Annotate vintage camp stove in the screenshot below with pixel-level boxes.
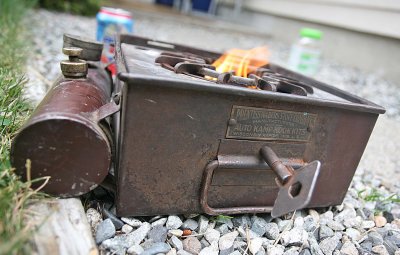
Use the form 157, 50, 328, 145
11, 34, 385, 218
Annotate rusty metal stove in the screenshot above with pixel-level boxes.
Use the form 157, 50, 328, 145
11, 34, 385, 218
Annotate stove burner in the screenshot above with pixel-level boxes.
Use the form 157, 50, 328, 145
155, 52, 313, 96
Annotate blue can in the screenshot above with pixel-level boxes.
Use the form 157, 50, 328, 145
96, 7, 133, 73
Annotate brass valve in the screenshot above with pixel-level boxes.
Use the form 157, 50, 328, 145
60, 47, 88, 79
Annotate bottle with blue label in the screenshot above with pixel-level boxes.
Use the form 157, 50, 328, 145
288, 28, 323, 76
96, 7, 133, 73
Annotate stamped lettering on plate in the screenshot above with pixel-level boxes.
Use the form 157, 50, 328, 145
226, 106, 316, 141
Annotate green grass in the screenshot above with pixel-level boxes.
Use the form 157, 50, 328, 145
0, 0, 49, 254
358, 188, 400, 215
38, 0, 102, 16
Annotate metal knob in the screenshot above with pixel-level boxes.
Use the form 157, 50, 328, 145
60, 47, 88, 79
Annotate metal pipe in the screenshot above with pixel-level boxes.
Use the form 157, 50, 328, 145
260, 146, 294, 185
11, 64, 115, 197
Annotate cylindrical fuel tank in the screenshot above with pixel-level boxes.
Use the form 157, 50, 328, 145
11, 64, 115, 196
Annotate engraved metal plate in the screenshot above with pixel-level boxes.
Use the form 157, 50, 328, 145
226, 106, 316, 142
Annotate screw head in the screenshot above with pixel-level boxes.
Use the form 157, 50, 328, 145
63, 47, 83, 57
228, 118, 237, 126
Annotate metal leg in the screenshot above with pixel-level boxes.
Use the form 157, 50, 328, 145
208, 0, 218, 15
234, 0, 242, 17
181, 0, 191, 13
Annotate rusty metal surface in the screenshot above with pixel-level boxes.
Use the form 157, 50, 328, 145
63, 34, 103, 62
113, 35, 385, 217
271, 160, 320, 217
11, 64, 114, 197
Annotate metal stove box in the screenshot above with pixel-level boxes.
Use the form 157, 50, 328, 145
113, 35, 385, 217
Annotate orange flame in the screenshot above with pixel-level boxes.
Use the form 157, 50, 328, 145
212, 46, 269, 77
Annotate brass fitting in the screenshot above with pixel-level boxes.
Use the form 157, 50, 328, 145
60, 47, 88, 79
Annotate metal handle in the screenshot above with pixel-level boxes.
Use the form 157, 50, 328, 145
200, 146, 321, 217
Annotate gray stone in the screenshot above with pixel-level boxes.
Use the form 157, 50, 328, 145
265, 222, 280, 240
103, 208, 125, 230
122, 224, 134, 234
256, 246, 266, 255
177, 250, 194, 255
182, 219, 199, 231
386, 232, 400, 247
95, 218, 116, 244
219, 231, 238, 251
343, 216, 362, 228
170, 235, 183, 250
319, 211, 334, 225
169, 229, 184, 237
234, 240, 247, 249
319, 236, 340, 255
232, 215, 252, 228
293, 217, 304, 228
368, 231, 384, 245
199, 246, 218, 255
360, 241, 373, 253
220, 245, 234, 255
251, 216, 268, 236
334, 207, 357, 223
140, 239, 155, 250
277, 220, 293, 232
198, 216, 209, 234
167, 248, 177, 255
141, 242, 171, 255
280, 227, 307, 247
308, 209, 320, 223
372, 245, 390, 255
308, 234, 324, 255
200, 238, 210, 248
283, 248, 300, 255
229, 251, 242, 255
165, 248, 177, 255
238, 226, 259, 239
216, 224, 230, 235
345, 228, 361, 241
265, 244, 284, 255
319, 225, 334, 240
383, 239, 397, 255
205, 228, 220, 244
101, 235, 129, 254
299, 249, 311, 255
126, 222, 152, 247
167, 215, 183, 230
148, 225, 168, 242
303, 215, 317, 232
249, 237, 263, 254
127, 244, 145, 255
340, 241, 358, 255
122, 217, 143, 228
327, 220, 345, 231
151, 217, 167, 227
183, 236, 202, 254
361, 220, 375, 229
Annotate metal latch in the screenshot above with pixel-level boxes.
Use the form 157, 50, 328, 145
200, 146, 321, 218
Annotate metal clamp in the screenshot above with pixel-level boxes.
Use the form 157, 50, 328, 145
200, 146, 321, 218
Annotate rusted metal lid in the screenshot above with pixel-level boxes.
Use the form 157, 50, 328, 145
63, 34, 103, 61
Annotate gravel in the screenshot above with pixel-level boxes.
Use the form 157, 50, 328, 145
95, 218, 115, 244
26, 8, 400, 255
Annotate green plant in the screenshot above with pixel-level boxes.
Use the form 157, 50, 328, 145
0, 0, 48, 254
38, 0, 102, 16
358, 188, 400, 215
210, 215, 234, 223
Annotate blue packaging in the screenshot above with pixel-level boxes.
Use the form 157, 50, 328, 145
96, 7, 133, 69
